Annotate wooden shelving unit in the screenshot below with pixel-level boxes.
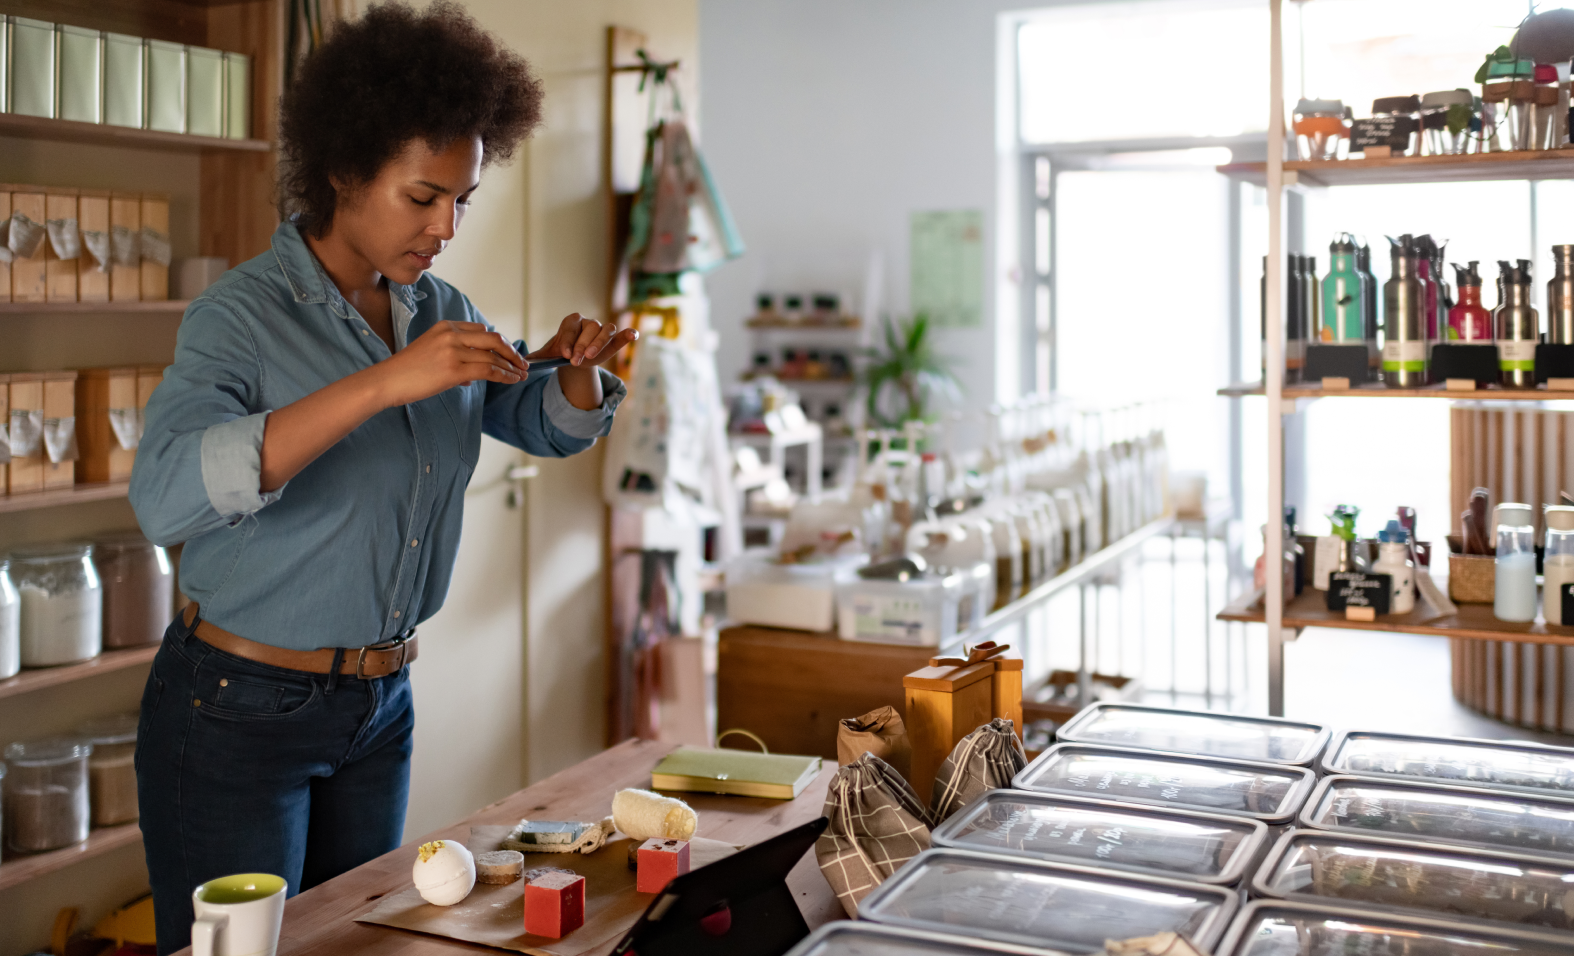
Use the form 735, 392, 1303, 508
0, 823, 144, 893
1218, 380, 1574, 400
0, 645, 160, 702
0, 300, 191, 315
0, 112, 268, 154
1219, 149, 1574, 187
1219, 587, 1574, 648
0, 481, 131, 514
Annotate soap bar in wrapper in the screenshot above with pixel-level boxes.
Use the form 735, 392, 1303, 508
9, 212, 46, 259
47, 218, 81, 260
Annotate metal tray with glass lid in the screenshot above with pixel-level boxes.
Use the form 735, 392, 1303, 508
1300, 775, 1574, 861
1322, 730, 1574, 799
1053, 704, 1329, 767
857, 847, 1239, 953
1215, 899, 1574, 956
1252, 829, 1574, 934
783, 922, 1075, 956
1013, 743, 1317, 825
930, 789, 1269, 884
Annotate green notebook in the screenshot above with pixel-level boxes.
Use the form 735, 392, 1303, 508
651, 747, 823, 800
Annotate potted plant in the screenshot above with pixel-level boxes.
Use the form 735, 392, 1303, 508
859, 313, 962, 428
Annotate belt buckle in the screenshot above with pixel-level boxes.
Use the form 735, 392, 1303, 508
356, 632, 412, 679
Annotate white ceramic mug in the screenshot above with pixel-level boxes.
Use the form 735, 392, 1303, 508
191, 872, 286, 956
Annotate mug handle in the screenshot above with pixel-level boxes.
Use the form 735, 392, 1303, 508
192, 914, 228, 956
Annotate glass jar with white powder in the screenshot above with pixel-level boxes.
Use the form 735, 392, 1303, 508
12, 544, 102, 667
0, 558, 19, 679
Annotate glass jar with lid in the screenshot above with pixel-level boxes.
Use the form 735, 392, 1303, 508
93, 533, 173, 649
1420, 89, 1474, 155
4, 737, 92, 852
0, 557, 18, 679
79, 712, 140, 826
1292, 98, 1347, 161
1544, 506, 1574, 625
12, 544, 102, 667
1494, 503, 1536, 623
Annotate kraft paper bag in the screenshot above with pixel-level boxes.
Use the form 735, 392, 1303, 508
836, 705, 911, 780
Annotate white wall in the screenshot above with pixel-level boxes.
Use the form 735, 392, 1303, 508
698, 0, 1032, 423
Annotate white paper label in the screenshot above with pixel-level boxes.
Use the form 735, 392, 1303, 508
140, 227, 172, 267
1498, 339, 1537, 362
81, 230, 111, 272
8, 212, 46, 259
108, 407, 141, 451
839, 592, 938, 645
42, 417, 78, 464
8, 410, 42, 459
0, 423, 10, 463
110, 225, 140, 267
46, 218, 81, 260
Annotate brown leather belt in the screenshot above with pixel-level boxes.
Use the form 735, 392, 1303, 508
185, 603, 418, 678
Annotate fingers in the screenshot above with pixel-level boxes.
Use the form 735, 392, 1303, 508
557, 313, 585, 360
583, 322, 616, 361
451, 329, 527, 372
588, 328, 640, 365
572, 318, 608, 365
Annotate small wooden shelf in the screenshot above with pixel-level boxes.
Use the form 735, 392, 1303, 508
0, 823, 143, 893
1218, 585, 1574, 647
1217, 380, 1574, 400
0, 644, 159, 702
0, 112, 270, 154
0, 300, 190, 314
1218, 149, 1574, 187
0, 481, 131, 514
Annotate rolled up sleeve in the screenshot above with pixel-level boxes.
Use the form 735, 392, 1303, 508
130, 299, 279, 545
541, 368, 626, 439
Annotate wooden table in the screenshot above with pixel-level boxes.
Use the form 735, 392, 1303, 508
174, 739, 842, 955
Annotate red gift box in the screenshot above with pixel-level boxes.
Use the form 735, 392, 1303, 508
636, 837, 691, 894
524, 871, 585, 938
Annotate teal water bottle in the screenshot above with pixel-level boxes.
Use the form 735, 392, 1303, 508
1321, 234, 1365, 344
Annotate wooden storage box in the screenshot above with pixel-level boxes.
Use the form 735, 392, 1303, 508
77, 188, 111, 302
903, 660, 996, 804
717, 625, 934, 762
140, 193, 170, 301
7, 373, 45, 494
42, 371, 79, 490
76, 368, 140, 483
45, 187, 79, 303
110, 192, 141, 302
10, 185, 47, 303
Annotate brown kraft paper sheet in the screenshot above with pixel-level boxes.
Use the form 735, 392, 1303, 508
355, 825, 741, 955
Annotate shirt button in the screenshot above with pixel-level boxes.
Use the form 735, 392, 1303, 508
393, 611, 401, 618
426, 465, 431, 473
411, 539, 419, 547
362, 328, 370, 335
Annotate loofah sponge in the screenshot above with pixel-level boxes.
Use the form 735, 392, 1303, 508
612, 788, 698, 842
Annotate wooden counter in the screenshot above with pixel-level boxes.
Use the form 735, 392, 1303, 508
174, 738, 841, 955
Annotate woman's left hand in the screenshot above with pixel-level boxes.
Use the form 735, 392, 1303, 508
527, 313, 638, 370
528, 313, 638, 410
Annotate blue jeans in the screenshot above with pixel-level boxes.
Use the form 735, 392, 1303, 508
136, 609, 414, 955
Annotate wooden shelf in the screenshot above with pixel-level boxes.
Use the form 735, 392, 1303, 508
0, 112, 270, 154
0, 644, 159, 702
1217, 381, 1574, 400
0, 823, 143, 893
0, 482, 131, 514
0, 299, 190, 314
1218, 149, 1574, 187
1218, 585, 1574, 647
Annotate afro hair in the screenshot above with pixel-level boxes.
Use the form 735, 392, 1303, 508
276, 0, 544, 236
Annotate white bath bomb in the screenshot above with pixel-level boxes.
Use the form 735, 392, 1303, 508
412, 840, 476, 906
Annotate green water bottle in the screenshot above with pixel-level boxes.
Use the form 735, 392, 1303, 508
1321, 234, 1365, 344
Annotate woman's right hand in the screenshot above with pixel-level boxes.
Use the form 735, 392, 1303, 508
373, 321, 528, 407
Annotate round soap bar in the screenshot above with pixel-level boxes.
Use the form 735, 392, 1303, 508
476, 849, 525, 884
412, 840, 476, 905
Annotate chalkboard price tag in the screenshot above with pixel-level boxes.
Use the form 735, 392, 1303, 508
1326, 571, 1392, 613
1562, 583, 1574, 626
1350, 116, 1416, 151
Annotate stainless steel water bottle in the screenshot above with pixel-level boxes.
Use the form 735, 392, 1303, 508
1549, 245, 1574, 345
1497, 259, 1539, 387
1383, 235, 1427, 386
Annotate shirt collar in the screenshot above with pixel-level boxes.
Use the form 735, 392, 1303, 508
270, 219, 425, 321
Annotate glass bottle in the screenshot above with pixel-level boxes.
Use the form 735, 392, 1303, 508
1509, 58, 1538, 150
1535, 64, 1562, 149
1480, 48, 1516, 151
1543, 505, 1574, 625
1372, 520, 1415, 615
1494, 503, 1537, 622
1449, 262, 1493, 341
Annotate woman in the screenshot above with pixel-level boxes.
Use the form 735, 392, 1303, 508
128, 4, 633, 949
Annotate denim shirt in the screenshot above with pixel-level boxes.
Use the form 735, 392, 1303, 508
130, 221, 624, 650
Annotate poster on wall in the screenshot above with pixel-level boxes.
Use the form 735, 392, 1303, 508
910, 209, 983, 328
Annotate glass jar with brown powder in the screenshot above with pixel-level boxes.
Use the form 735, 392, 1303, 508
79, 712, 140, 827
3, 737, 91, 853
93, 533, 173, 649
